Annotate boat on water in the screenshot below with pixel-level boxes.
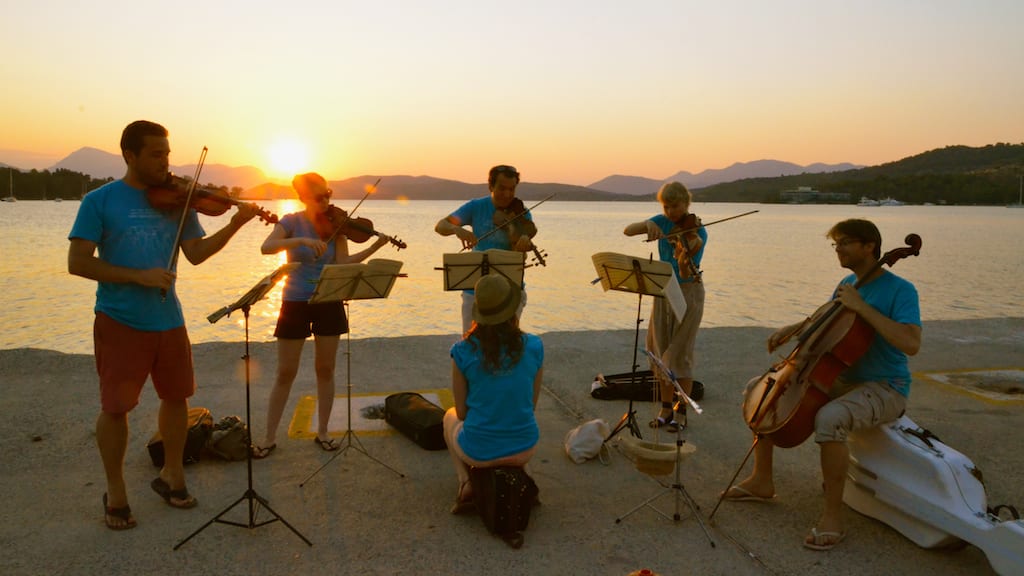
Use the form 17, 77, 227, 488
857, 196, 880, 206
1010, 175, 1024, 208
3, 168, 15, 202
878, 197, 904, 206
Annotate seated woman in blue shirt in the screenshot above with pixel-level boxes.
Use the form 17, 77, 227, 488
442, 274, 544, 514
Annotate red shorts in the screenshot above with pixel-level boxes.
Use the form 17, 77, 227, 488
93, 312, 196, 414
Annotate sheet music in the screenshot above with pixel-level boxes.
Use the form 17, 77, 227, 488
662, 278, 687, 322
310, 258, 404, 303
590, 252, 674, 296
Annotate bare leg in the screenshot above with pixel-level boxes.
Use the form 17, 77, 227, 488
263, 338, 305, 446
443, 408, 471, 492
158, 398, 192, 505
807, 441, 849, 545
727, 434, 777, 499
97, 411, 131, 526
312, 334, 340, 441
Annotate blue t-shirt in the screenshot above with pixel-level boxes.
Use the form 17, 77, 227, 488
835, 271, 921, 397
449, 197, 534, 294
276, 212, 338, 302
452, 333, 543, 461
650, 214, 708, 283
68, 179, 205, 331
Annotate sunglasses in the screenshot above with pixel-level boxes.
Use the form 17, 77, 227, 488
312, 189, 333, 202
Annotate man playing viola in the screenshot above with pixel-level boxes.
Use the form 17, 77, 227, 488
68, 120, 260, 530
724, 218, 921, 551
434, 164, 537, 334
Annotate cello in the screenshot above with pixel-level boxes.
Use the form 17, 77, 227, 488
742, 233, 922, 448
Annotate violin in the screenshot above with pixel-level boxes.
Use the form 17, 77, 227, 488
493, 198, 547, 267
316, 204, 406, 250
741, 234, 922, 448
147, 174, 279, 225
669, 212, 703, 280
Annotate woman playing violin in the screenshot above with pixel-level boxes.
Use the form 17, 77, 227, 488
252, 172, 390, 458
724, 219, 921, 552
618, 181, 708, 428
623, 181, 707, 431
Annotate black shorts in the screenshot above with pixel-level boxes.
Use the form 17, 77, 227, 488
274, 300, 348, 339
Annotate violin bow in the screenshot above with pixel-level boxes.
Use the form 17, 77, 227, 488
346, 177, 381, 219
647, 209, 759, 242
162, 146, 207, 300
460, 193, 556, 252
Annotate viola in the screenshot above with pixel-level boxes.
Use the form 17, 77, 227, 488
670, 212, 703, 280
742, 234, 922, 448
147, 174, 279, 225
493, 198, 547, 267
316, 204, 406, 250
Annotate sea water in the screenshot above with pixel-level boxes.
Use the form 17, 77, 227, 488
1, 199, 1021, 354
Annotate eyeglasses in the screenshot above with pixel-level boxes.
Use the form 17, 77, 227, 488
831, 238, 861, 249
313, 190, 332, 202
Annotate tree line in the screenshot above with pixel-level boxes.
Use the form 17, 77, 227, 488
1, 167, 242, 201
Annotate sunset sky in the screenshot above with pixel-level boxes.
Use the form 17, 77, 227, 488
3, 0, 1022, 186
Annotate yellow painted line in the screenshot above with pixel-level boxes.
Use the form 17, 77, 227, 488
288, 388, 454, 439
915, 367, 1024, 405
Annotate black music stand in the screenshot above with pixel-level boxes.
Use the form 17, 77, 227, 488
175, 262, 312, 549
299, 259, 405, 486
440, 248, 525, 291
591, 252, 680, 443
614, 350, 715, 548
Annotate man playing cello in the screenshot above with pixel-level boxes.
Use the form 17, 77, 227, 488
724, 218, 921, 551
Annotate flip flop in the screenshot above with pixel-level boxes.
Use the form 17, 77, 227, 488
803, 527, 847, 551
721, 485, 776, 502
314, 437, 339, 451
251, 443, 276, 459
648, 415, 679, 431
103, 493, 137, 530
150, 477, 198, 509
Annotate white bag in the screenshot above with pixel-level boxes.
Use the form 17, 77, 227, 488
564, 419, 611, 464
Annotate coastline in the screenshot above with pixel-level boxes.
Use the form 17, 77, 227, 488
2, 319, 1022, 575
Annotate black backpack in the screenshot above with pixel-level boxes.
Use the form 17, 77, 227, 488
469, 466, 539, 549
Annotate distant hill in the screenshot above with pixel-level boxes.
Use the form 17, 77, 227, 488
50, 147, 268, 189
693, 143, 1024, 205
589, 160, 861, 195
241, 175, 637, 202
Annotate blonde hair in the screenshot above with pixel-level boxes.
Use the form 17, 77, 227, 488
657, 181, 691, 207
292, 172, 326, 198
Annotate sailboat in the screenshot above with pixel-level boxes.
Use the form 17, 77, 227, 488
2, 168, 15, 202
1009, 175, 1023, 208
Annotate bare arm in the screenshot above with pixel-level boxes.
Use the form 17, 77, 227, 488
180, 205, 259, 265
452, 360, 469, 421
436, 215, 476, 249
261, 222, 328, 257
624, 220, 661, 240
67, 238, 173, 290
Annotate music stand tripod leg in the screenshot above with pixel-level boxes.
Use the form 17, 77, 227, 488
175, 304, 311, 549
300, 301, 404, 487
604, 292, 647, 444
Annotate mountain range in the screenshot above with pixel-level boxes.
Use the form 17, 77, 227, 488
11, 147, 860, 199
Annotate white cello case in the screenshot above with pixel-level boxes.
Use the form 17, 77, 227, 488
844, 415, 1024, 575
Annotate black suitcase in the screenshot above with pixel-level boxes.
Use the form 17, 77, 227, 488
384, 392, 447, 450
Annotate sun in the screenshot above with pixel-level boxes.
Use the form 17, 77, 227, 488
266, 139, 310, 178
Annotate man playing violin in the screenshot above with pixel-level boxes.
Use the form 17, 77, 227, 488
724, 218, 921, 551
434, 164, 537, 334
253, 172, 391, 458
67, 120, 261, 530
623, 181, 707, 431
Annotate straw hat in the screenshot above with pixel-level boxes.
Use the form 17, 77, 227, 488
472, 274, 521, 326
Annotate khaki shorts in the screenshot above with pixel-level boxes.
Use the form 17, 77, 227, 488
814, 379, 907, 443
94, 312, 195, 414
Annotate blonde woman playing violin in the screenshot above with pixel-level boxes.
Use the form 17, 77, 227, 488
252, 172, 389, 458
